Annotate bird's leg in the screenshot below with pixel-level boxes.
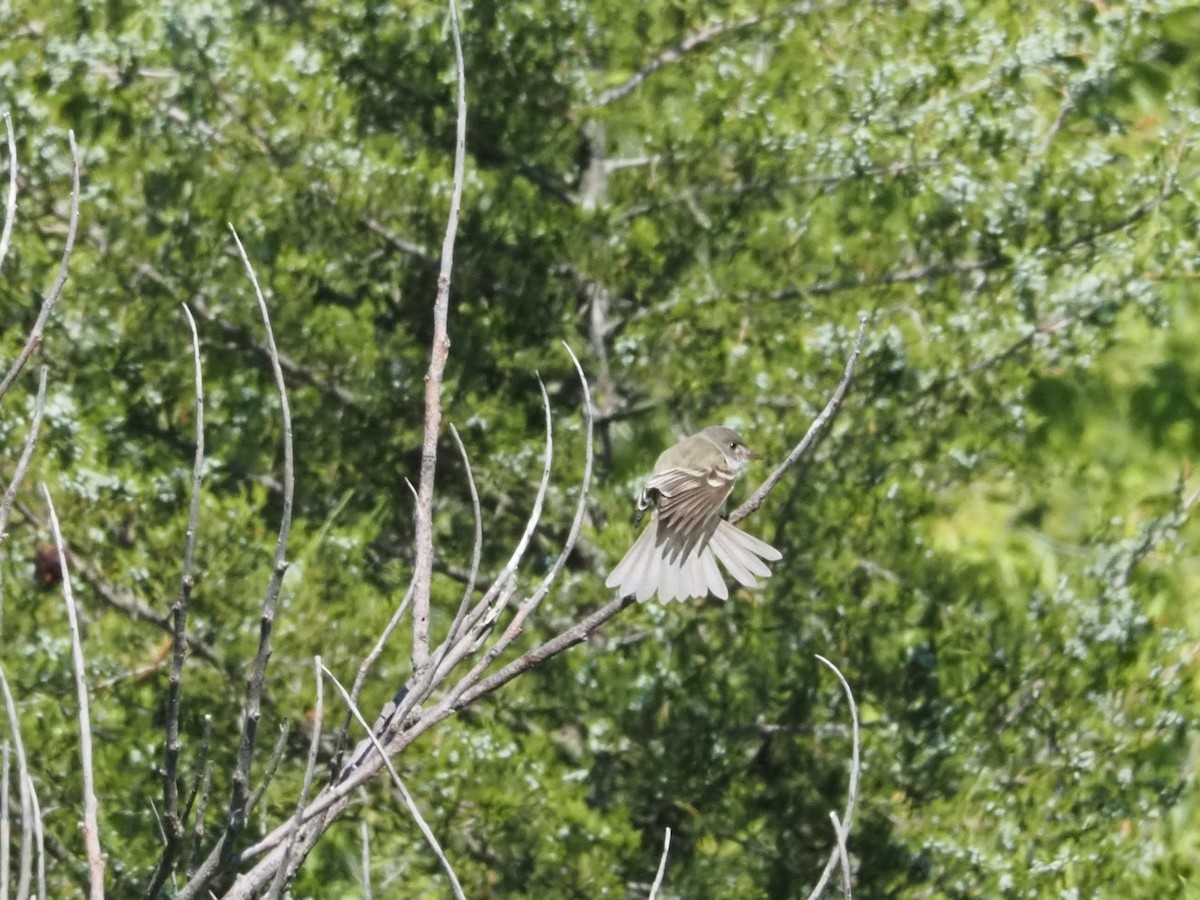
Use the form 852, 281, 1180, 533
634, 487, 659, 528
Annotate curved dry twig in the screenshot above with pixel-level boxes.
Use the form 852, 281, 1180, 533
0, 131, 79, 404
805, 655, 860, 900
733, 313, 868, 524
41, 484, 105, 899
411, 0, 469, 680
1, 742, 10, 898
27, 775, 43, 900
427, 376, 555, 703
0, 664, 34, 900
359, 819, 372, 900
222, 225, 297, 863
266, 657, 324, 900
648, 827, 671, 900
321, 665, 467, 900
0, 365, 48, 548
181, 715, 213, 881
331, 580, 416, 773
145, 305, 206, 900
433, 423, 484, 664
829, 811, 851, 900
0, 364, 48, 631
247, 723, 293, 817
0, 111, 18, 276
442, 343, 594, 702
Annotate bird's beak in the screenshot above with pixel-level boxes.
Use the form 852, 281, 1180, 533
747, 448, 764, 461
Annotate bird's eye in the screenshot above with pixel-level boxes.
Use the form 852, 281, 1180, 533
729, 442, 737, 450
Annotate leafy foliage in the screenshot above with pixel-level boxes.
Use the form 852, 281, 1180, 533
0, 0, 1198, 896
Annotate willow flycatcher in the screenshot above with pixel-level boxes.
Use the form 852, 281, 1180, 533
606, 425, 781, 602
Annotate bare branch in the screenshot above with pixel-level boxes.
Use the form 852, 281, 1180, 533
828, 812, 851, 900
223, 225, 296, 863
181, 714, 213, 880
0, 131, 79, 404
28, 775, 43, 900
321, 665, 467, 900
426, 378, 555, 699
648, 827, 671, 900
332, 581, 415, 774
145, 305, 206, 899
733, 314, 867, 524
1, 741, 10, 898
359, 820, 372, 900
434, 424, 484, 663
266, 657, 324, 900
0, 111, 17, 275
805, 655, 860, 900
41, 484, 104, 899
0, 365, 48, 547
0, 365, 48, 630
0, 665, 33, 900
188, 760, 214, 882
443, 343, 594, 701
411, 0, 469, 681
247, 722, 292, 816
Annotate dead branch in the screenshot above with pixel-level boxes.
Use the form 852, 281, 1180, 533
144, 304, 206, 899
220, 225, 297, 866
411, 0, 469, 682
0, 131, 79, 404
41, 484, 104, 899
0, 111, 17, 275
805, 655, 861, 900
266, 657, 324, 900
321, 665, 467, 900
0, 666, 34, 900
735, 314, 868, 522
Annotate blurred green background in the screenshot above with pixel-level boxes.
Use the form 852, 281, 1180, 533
1, 0, 1199, 896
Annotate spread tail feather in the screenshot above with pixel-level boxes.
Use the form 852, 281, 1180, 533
607, 517, 780, 603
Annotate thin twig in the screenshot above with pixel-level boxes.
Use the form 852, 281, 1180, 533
0, 365, 48, 631
734, 314, 868, 524
648, 827, 671, 900
188, 760, 214, 881
0, 131, 79, 404
1, 741, 10, 899
0, 111, 17, 275
41, 484, 104, 899
444, 343, 595, 701
181, 715, 213, 880
266, 657, 324, 900
829, 812, 851, 900
360, 820, 372, 900
332, 580, 415, 773
247, 722, 293, 816
0, 665, 33, 900
321, 665, 467, 900
805, 656, 860, 900
411, 0, 469, 681
222, 225, 296, 863
429, 378, 555, 699
145, 305, 206, 900
28, 775, 43, 900
433, 424, 484, 664
0, 366, 48, 545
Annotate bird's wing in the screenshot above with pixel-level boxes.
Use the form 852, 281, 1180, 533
643, 465, 735, 562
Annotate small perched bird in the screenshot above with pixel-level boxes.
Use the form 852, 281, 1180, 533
606, 425, 782, 602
